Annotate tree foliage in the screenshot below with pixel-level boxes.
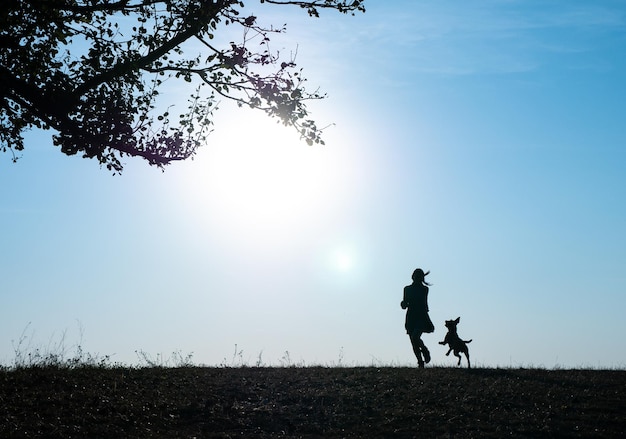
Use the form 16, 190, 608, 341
0, 0, 365, 172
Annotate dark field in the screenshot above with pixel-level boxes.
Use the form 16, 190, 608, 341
1, 366, 624, 438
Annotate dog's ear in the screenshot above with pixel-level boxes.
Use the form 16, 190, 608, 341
455, 317, 460, 323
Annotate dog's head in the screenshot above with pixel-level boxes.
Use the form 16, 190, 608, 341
444, 317, 461, 331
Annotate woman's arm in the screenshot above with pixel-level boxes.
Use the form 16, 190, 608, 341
401, 286, 410, 309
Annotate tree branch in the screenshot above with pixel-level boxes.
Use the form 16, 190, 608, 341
73, 1, 225, 97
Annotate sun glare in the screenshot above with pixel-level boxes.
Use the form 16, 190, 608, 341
332, 249, 354, 272
179, 109, 353, 247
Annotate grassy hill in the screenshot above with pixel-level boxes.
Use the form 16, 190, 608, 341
1, 365, 624, 438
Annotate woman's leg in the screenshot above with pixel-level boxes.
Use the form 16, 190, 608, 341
409, 332, 425, 367
421, 340, 431, 364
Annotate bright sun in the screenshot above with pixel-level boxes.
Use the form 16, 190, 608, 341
179, 109, 351, 246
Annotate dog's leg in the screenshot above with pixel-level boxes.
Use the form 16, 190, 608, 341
454, 350, 462, 366
445, 347, 452, 356
464, 351, 471, 368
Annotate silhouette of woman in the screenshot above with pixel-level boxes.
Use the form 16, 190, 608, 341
401, 268, 435, 367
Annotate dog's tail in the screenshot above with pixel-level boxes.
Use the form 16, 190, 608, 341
464, 339, 473, 344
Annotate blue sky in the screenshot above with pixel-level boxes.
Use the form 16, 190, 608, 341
1, 0, 625, 368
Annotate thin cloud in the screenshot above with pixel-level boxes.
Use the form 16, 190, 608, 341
345, 1, 625, 77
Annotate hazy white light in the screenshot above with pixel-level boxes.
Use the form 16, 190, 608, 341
175, 108, 354, 246
332, 248, 354, 272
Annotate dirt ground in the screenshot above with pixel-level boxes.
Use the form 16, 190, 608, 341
1, 366, 624, 438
